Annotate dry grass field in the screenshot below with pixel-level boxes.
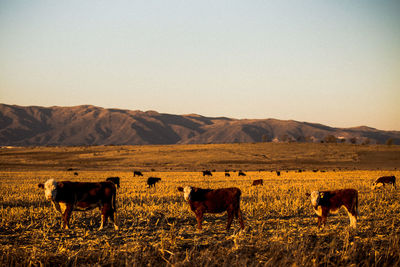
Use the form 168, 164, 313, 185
1, 143, 400, 266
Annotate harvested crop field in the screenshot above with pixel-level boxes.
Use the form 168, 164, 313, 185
1, 144, 400, 266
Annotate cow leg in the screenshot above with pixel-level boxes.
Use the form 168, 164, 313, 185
317, 216, 323, 229
111, 211, 119, 230
237, 209, 245, 229
62, 204, 73, 229
108, 206, 118, 230
195, 209, 204, 230
344, 206, 357, 229
99, 204, 111, 230
233, 204, 245, 230
226, 208, 234, 230
348, 212, 357, 229
319, 208, 330, 229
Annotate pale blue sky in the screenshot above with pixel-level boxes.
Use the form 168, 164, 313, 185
1, 1, 399, 130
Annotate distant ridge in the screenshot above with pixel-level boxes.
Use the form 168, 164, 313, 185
0, 104, 399, 146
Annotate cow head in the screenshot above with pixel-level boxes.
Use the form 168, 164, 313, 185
38, 179, 59, 201
310, 191, 321, 208
371, 182, 383, 190
177, 186, 193, 201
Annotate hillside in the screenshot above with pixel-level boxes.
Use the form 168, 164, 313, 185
0, 104, 399, 146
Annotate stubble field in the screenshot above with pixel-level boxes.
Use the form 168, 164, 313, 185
0, 144, 399, 266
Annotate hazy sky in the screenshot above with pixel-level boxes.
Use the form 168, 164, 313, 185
1, 1, 399, 130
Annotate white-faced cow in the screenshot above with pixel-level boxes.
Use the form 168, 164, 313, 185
371, 176, 396, 189
38, 179, 118, 230
177, 186, 245, 230
306, 189, 358, 229
252, 179, 263, 186
106, 177, 120, 188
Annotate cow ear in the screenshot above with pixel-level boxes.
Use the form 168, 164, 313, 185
177, 187, 183, 192
58, 182, 64, 188
38, 183, 44, 189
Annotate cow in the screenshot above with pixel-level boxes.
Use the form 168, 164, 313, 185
371, 176, 396, 189
38, 179, 118, 230
74, 172, 79, 176
106, 177, 120, 188
225, 172, 230, 177
238, 170, 246, 176
177, 186, 245, 230
147, 177, 161, 188
133, 171, 143, 177
202, 170, 212, 177
306, 189, 358, 229
252, 179, 263, 186
276, 171, 280, 176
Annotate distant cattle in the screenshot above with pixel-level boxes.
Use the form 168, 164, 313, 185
276, 171, 280, 176
371, 176, 396, 189
38, 179, 118, 230
306, 189, 358, 229
106, 177, 120, 188
147, 177, 161, 188
252, 179, 263, 186
74, 172, 79, 176
133, 171, 143, 177
238, 170, 246, 176
177, 186, 244, 230
225, 172, 230, 177
202, 170, 212, 177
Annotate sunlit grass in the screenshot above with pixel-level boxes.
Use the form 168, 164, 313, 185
1, 169, 399, 266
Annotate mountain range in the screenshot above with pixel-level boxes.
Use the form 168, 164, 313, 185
1, 104, 399, 146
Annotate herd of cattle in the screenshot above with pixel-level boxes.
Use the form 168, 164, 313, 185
37, 171, 396, 232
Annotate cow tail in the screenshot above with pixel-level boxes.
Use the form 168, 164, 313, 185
112, 186, 117, 211
355, 191, 359, 217
236, 189, 242, 218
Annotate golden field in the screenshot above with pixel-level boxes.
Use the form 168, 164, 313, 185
0, 143, 399, 266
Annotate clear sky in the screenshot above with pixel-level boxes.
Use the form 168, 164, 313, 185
1, 1, 399, 130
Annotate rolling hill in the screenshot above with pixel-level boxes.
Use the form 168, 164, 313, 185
0, 104, 399, 146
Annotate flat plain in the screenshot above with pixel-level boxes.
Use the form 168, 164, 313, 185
1, 143, 399, 266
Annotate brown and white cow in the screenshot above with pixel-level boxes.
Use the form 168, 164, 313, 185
306, 189, 358, 229
38, 179, 118, 230
177, 186, 245, 230
371, 176, 396, 189
252, 179, 263, 186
